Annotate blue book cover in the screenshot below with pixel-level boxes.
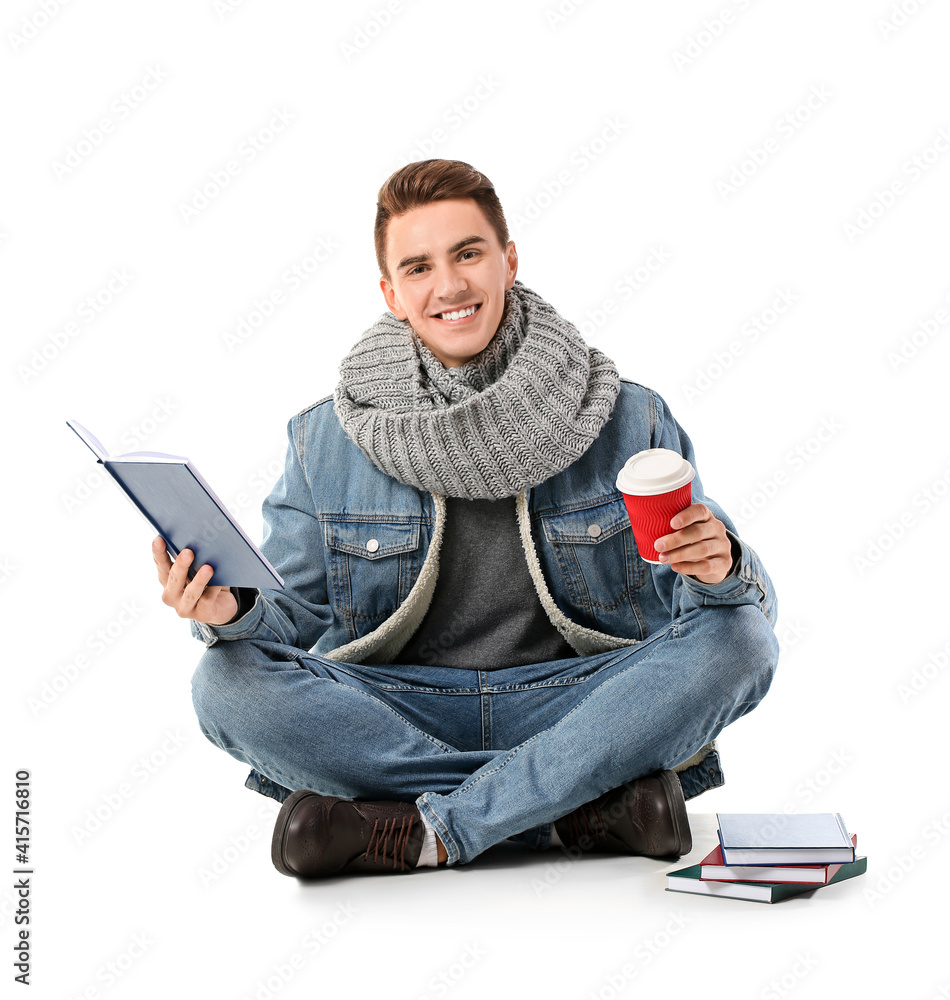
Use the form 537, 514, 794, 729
716, 812, 855, 865
67, 419, 284, 591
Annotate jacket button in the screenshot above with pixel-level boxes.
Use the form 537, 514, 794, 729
587, 524, 602, 538
365, 538, 380, 553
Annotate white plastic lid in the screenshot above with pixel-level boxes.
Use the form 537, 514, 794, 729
615, 448, 695, 496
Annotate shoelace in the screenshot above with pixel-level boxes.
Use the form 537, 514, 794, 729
560, 784, 648, 849
363, 814, 417, 871
561, 800, 609, 845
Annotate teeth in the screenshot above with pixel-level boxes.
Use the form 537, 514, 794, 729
439, 305, 477, 320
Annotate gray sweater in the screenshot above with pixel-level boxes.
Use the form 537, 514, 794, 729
227, 496, 576, 670
394, 496, 575, 669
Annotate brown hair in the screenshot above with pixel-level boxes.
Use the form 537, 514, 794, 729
374, 159, 510, 282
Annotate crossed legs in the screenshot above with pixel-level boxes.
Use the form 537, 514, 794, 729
191, 604, 778, 865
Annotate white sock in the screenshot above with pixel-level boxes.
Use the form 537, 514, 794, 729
549, 822, 565, 848
415, 813, 440, 867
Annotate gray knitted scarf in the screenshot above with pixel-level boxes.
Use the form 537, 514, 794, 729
333, 280, 621, 500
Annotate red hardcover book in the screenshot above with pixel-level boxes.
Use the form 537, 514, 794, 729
700, 834, 858, 884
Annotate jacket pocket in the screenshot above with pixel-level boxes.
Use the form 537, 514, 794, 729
323, 517, 422, 626
539, 495, 641, 615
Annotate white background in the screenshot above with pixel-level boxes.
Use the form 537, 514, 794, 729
4, 1, 949, 997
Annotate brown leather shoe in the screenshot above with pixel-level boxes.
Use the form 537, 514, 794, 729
553, 770, 691, 858
271, 790, 427, 877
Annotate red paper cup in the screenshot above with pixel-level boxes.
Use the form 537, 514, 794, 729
616, 449, 695, 563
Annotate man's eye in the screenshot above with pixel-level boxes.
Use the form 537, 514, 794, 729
460, 251, 479, 260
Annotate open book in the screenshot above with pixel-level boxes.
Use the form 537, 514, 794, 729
67, 419, 284, 590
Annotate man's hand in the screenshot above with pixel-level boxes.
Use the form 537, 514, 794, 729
152, 536, 239, 626
653, 503, 734, 585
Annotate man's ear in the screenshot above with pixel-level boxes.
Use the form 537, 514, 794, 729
505, 242, 519, 289
379, 276, 408, 320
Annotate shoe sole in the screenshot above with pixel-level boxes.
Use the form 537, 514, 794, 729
271, 788, 322, 877
655, 769, 692, 857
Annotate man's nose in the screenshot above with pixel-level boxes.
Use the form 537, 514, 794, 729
434, 265, 468, 300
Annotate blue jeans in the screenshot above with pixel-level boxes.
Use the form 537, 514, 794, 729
191, 604, 778, 865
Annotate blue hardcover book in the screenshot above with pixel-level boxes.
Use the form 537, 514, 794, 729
716, 812, 855, 865
67, 419, 284, 591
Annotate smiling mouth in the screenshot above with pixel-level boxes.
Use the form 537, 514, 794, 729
434, 303, 482, 321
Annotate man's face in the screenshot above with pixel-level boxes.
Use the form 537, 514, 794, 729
379, 198, 518, 368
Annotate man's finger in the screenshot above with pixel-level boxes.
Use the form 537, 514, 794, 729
655, 525, 705, 554
165, 546, 195, 595
669, 503, 710, 531
667, 557, 730, 583
177, 562, 215, 615
658, 537, 722, 565
657, 506, 722, 552
152, 536, 173, 584
194, 584, 226, 618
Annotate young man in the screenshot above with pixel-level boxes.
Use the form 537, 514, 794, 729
154, 159, 779, 876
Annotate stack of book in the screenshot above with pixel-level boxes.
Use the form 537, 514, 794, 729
666, 812, 867, 903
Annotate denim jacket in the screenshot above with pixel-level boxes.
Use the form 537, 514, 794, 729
191, 379, 778, 798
